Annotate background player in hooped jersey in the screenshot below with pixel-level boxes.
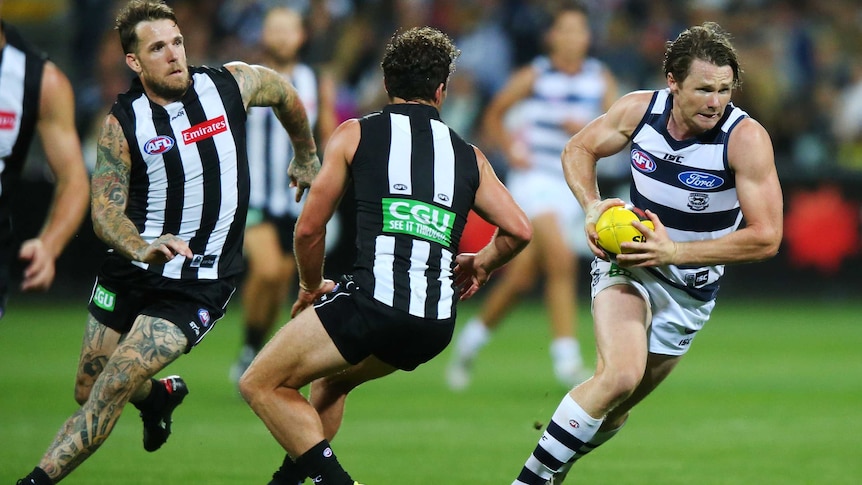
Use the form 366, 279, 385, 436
230, 4, 338, 385
448, 0, 618, 390
17, 1, 319, 484
240, 26, 532, 485
0, 8, 89, 316
512, 22, 783, 484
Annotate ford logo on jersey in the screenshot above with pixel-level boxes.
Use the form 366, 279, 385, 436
631, 149, 656, 173
678, 171, 724, 190
143, 135, 175, 154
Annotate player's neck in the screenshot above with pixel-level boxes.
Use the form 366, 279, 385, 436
551, 53, 585, 74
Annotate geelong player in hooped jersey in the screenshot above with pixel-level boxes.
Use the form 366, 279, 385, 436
241, 27, 532, 485
513, 22, 783, 485
18, 2, 319, 484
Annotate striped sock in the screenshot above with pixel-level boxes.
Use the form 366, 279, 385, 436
555, 423, 625, 482
512, 395, 602, 485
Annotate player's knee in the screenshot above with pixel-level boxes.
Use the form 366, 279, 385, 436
595, 367, 641, 404
237, 370, 261, 405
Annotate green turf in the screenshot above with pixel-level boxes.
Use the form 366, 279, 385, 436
1, 296, 860, 484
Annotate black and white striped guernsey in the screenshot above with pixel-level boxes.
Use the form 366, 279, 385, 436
352, 103, 480, 320
110, 65, 249, 280
246, 63, 318, 218
0, 22, 46, 242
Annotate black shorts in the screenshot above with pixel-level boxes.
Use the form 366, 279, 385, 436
87, 255, 237, 353
314, 276, 455, 371
247, 208, 298, 253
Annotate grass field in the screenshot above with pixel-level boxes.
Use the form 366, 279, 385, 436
1, 295, 860, 484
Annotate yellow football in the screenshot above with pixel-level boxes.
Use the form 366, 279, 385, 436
595, 205, 654, 255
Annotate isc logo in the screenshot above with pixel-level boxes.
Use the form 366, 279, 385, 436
144, 135, 175, 155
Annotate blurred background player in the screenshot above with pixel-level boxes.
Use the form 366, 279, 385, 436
230, 5, 337, 384
0, 6, 89, 316
447, 0, 617, 390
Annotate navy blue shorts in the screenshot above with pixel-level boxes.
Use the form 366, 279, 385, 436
314, 276, 455, 371
87, 255, 237, 353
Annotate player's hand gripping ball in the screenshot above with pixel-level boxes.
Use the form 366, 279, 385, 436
595, 205, 655, 255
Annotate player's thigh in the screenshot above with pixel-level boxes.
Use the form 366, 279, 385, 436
592, 283, 651, 373
99, 315, 188, 396
311, 356, 397, 401
74, 313, 123, 403
245, 305, 350, 390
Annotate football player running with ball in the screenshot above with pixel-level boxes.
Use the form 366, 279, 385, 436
513, 22, 783, 484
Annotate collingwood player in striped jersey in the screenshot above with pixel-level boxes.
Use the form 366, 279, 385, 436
514, 22, 783, 484
241, 27, 531, 485
0, 19, 88, 315
230, 5, 338, 386
18, 2, 318, 484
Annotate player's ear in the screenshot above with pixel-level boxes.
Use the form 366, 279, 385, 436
126, 53, 142, 74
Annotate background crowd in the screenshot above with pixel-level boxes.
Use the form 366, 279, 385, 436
6, 0, 861, 178
5, 0, 862, 294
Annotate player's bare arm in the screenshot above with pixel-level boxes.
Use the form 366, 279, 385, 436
456, 146, 532, 300
19, 62, 90, 291
562, 91, 651, 256
91, 115, 191, 263
290, 119, 357, 316
481, 66, 536, 167
226, 61, 319, 199
663, 118, 782, 266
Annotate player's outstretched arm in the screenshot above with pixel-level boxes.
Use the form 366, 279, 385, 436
457, 146, 531, 299
226, 61, 319, 200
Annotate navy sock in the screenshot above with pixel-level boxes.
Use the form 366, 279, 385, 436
295, 440, 353, 485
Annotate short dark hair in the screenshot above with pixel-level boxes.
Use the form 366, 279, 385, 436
663, 21, 742, 88
381, 27, 460, 102
115, 0, 177, 54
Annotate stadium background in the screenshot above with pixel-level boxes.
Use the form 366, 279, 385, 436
4, 0, 862, 302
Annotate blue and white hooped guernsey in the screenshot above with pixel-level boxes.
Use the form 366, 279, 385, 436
628, 88, 748, 301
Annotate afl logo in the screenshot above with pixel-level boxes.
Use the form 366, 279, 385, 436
393, 183, 408, 191
144, 135, 175, 155
678, 171, 724, 190
631, 150, 656, 173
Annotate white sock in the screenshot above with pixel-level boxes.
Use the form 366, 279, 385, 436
453, 317, 490, 363
550, 337, 583, 368
513, 394, 602, 484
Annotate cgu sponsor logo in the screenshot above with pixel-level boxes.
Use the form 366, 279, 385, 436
382, 197, 455, 246
678, 171, 724, 190
0, 110, 17, 130
93, 284, 116, 312
631, 149, 656, 173
182, 115, 227, 144
143, 135, 175, 154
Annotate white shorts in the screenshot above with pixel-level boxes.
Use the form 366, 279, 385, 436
506, 169, 588, 255
589, 259, 716, 356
